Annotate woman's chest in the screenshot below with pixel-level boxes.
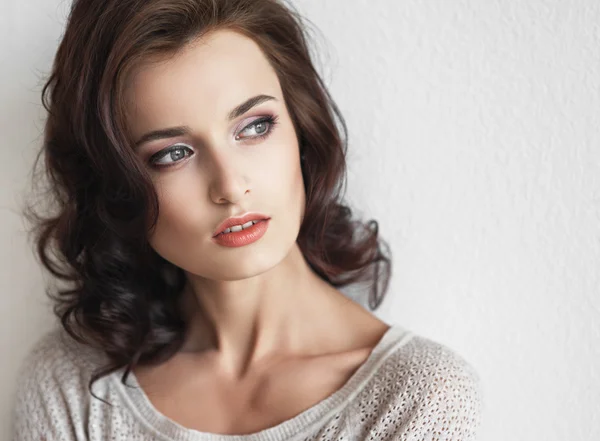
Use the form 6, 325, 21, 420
134, 349, 370, 435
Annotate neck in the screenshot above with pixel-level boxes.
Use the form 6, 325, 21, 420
177, 243, 357, 379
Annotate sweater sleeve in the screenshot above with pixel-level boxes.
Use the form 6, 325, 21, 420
10, 330, 87, 441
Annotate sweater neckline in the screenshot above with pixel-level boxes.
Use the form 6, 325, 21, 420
111, 324, 411, 441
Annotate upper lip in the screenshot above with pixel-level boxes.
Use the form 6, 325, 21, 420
213, 212, 270, 237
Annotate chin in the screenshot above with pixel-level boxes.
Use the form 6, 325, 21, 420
208, 252, 286, 281
200, 240, 292, 281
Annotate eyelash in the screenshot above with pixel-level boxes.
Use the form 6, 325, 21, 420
148, 114, 280, 169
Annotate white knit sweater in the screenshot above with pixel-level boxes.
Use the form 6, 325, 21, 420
11, 324, 482, 440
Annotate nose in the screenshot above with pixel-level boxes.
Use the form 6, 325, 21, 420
207, 151, 250, 205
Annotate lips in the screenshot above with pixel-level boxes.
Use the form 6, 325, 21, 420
213, 212, 270, 237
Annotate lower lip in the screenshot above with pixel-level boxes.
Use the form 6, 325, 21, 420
212, 219, 270, 248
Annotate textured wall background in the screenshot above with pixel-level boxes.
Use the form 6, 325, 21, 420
1, 0, 599, 440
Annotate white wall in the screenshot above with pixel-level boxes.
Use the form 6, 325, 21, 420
2, 1, 599, 440
1, 0, 73, 437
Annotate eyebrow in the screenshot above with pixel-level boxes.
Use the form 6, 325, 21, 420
133, 94, 277, 148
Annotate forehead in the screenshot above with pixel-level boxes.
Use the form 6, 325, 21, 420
125, 29, 282, 135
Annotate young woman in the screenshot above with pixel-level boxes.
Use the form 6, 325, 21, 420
12, 0, 481, 439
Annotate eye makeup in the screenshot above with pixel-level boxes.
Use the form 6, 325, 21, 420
147, 113, 280, 169
235, 114, 279, 141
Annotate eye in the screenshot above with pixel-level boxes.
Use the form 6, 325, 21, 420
235, 115, 279, 141
149, 144, 194, 168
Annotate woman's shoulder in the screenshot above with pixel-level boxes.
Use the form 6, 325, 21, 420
375, 325, 481, 387
389, 328, 481, 387
355, 326, 483, 439
17, 326, 105, 380
12, 326, 108, 412
11, 326, 115, 439
387, 328, 481, 404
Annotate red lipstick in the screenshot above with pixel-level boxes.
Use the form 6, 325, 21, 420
212, 213, 270, 248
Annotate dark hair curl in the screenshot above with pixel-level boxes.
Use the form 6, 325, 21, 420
23, 0, 392, 402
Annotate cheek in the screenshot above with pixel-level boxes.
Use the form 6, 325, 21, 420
148, 173, 207, 243
274, 144, 305, 223
261, 136, 303, 202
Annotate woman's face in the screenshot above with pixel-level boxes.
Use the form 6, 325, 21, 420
125, 29, 306, 281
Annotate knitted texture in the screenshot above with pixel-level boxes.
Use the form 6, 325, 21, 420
11, 325, 482, 440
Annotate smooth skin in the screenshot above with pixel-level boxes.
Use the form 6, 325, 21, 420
124, 29, 389, 435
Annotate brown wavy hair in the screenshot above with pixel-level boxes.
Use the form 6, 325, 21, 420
23, 0, 392, 402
